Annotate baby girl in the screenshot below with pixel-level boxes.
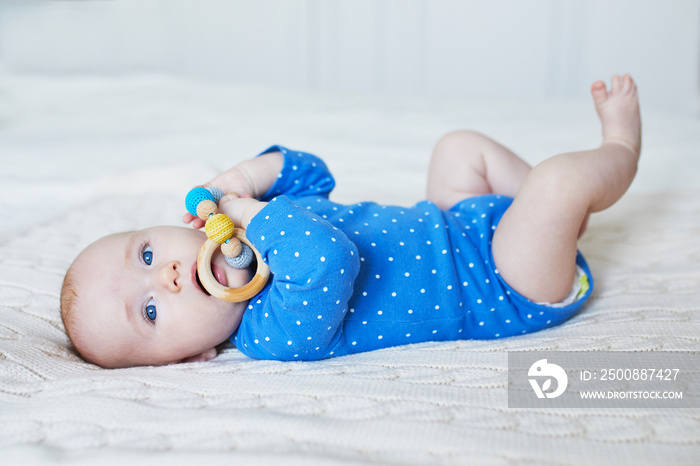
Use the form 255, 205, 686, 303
60, 75, 641, 368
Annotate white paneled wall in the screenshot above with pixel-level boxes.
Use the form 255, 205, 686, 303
1, 0, 698, 115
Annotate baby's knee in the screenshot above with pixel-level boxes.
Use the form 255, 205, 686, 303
519, 157, 593, 218
529, 155, 580, 188
434, 130, 487, 153
431, 131, 494, 167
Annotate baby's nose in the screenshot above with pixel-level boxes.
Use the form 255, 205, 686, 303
159, 261, 182, 292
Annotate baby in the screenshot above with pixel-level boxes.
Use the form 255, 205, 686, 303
61, 75, 641, 368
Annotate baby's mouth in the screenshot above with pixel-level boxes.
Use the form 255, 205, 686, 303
194, 269, 210, 296
191, 262, 228, 296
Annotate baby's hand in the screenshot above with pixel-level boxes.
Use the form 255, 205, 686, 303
217, 194, 267, 231
183, 152, 283, 229
183, 167, 256, 229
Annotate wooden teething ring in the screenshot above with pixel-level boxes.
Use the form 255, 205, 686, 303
197, 228, 270, 302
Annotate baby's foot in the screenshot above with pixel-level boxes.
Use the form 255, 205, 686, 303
591, 74, 641, 156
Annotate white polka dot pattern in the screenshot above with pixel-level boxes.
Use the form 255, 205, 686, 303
232, 146, 593, 361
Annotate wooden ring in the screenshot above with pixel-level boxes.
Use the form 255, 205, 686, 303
197, 228, 270, 302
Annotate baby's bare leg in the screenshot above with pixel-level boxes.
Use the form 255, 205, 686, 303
493, 75, 641, 303
426, 130, 532, 210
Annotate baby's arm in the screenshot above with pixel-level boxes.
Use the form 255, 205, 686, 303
234, 196, 361, 360
183, 151, 283, 228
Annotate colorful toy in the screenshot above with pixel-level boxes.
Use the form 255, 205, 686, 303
186, 187, 270, 302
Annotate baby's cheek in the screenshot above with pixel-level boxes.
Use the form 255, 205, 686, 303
204, 298, 245, 335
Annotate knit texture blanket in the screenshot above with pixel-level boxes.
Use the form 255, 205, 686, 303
1, 75, 698, 465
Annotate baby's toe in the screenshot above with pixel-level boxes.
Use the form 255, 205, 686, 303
591, 81, 608, 106
622, 74, 634, 93
611, 74, 622, 94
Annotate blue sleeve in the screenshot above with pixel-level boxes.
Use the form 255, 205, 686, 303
257, 145, 336, 201
231, 196, 360, 361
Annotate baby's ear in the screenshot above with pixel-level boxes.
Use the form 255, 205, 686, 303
180, 347, 217, 364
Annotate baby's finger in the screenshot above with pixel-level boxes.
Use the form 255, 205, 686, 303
216, 194, 247, 224
221, 192, 242, 200
183, 212, 206, 229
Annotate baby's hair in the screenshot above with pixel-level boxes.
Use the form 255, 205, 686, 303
60, 267, 81, 352
60, 266, 103, 366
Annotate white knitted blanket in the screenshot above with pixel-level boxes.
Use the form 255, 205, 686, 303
1, 75, 698, 465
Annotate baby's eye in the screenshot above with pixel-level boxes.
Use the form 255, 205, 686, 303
142, 245, 153, 265
145, 298, 157, 322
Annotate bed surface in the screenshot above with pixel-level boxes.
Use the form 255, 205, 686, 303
1, 74, 699, 465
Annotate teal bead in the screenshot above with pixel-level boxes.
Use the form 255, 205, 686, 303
185, 187, 214, 216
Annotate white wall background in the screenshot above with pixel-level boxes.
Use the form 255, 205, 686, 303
1, 0, 699, 116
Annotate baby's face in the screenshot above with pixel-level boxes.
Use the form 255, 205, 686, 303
68, 226, 251, 368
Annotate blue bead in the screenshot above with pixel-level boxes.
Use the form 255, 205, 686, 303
224, 244, 254, 269
206, 186, 224, 204
185, 187, 214, 216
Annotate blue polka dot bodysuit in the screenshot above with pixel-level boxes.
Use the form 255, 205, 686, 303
231, 146, 593, 360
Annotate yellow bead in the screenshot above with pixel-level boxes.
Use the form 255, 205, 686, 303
221, 238, 243, 258
204, 214, 234, 243
196, 200, 218, 220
